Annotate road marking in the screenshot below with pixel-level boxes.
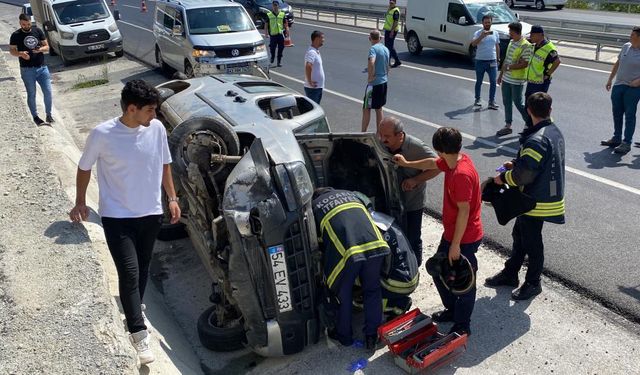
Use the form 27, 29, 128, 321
296, 20, 611, 74
270, 70, 640, 197
120, 4, 140, 9
117, 20, 153, 33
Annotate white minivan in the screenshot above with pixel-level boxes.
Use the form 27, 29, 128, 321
30, 0, 123, 64
404, 0, 531, 60
503, 0, 567, 11
153, 0, 270, 78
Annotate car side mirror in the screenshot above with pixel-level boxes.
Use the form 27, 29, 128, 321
458, 16, 467, 25
172, 24, 183, 36
254, 19, 264, 29
113, 9, 120, 21
43, 20, 56, 32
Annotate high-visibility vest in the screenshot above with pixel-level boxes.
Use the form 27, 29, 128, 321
266, 10, 285, 36
383, 7, 400, 32
313, 190, 390, 291
526, 40, 557, 84
506, 39, 531, 81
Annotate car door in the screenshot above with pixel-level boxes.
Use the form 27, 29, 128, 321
295, 133, 406, 228
444, 2, 475, 55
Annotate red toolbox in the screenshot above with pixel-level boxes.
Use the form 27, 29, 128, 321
377, 308, 468, 374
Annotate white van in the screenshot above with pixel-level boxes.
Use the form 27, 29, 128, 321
504, 0, 567, 11
29, 0, 123, 64
153, 0, 269, 78
404, 0, 531, 59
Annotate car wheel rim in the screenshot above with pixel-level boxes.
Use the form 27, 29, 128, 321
185, 63, 194, 78
536, 1, 543, 9
181, 130, 230, 176
408, 36, 417, 52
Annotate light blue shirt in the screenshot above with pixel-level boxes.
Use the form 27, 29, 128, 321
473, 29, 499, 61
368, 43, 390, 86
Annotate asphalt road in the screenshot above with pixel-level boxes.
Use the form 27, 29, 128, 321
8, 0, 640, 322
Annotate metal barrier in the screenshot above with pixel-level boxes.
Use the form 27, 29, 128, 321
288, 0, 630, 61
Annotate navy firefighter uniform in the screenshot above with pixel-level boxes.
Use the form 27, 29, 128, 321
312, 188, 390, 347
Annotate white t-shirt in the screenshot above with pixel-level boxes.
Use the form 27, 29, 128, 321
78, 118, 172, 218
304, 46, 325, 88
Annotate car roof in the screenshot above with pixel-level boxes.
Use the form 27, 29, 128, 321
157, 0, 242, 10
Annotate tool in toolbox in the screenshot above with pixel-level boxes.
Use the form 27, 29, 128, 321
378, 308, 468, 374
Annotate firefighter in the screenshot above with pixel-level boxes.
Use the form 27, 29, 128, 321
312, 188, 390, 350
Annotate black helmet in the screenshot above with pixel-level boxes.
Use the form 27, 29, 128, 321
425, 252, 476, 296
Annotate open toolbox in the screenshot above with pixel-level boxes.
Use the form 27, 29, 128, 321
377, 308, 468, 374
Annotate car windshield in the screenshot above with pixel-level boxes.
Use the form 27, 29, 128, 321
187, 6, 254, 35
466, 2, 517, 24
52, 0, 109, 25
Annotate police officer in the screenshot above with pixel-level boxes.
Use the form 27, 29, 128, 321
524, 25, 561, 126
264, 0, 289, 67
383, 0, 401, 68
486, 92, 565, 301
313, 188, 390, 350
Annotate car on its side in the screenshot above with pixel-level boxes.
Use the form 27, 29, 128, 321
155, 74, 405, 356
503, 0, 566, 10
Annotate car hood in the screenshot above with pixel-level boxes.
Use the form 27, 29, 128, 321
189, 30, 264, 48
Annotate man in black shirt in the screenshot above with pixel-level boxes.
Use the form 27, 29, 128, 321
10, 14, 54, 125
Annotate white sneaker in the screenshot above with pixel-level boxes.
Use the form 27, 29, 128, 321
141, 304, 152, 333
129, 330, 155, 365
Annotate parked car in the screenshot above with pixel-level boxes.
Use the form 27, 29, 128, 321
29, 0, 124, 64
153, 0, 270, 78
21, 3, 36, 26
235, 0, 294, 28
503, 0, 566, 10
404, 0, 532, 60
155, 74, 405, 356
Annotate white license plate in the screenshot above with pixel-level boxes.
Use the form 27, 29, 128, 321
87, 44, 104, 51
268, 245, 293, 313
226, 66, 251, 74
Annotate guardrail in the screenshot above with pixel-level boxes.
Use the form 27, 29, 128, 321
288, 0, 630, 61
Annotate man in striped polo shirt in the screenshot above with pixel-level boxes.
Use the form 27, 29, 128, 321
496, 22, 532, 137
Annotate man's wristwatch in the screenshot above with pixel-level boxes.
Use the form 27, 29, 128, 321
168, 197, 179, 203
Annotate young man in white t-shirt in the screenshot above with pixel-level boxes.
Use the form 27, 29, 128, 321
304, 30, 325, 104
69, 80, 180, 365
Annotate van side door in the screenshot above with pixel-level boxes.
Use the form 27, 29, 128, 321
43, 4, 59, 53
169, 7, 186, 66
444, 2, 475, 55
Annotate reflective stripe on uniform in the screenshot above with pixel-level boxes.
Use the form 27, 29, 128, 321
520, 147, 543, 163
381, 273, 419, 294
326, 239, 389, 288
505, 170, 517, 187
525, 199, 565, 217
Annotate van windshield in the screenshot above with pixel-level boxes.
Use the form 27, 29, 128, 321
187, 6, 254, 35
52, 0, 110, 25
466, 2, 517, 24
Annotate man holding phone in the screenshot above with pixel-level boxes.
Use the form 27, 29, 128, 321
471, 14, 500, 110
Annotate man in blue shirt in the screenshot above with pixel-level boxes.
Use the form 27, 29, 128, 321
471, 15, 500, 109
361, 29, 390, 133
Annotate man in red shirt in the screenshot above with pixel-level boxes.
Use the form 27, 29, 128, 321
393, 127, 483, 335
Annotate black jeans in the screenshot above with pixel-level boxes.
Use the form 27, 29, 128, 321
432, 238, 480, 331
524, 81, 551, 127
405, 209, 424, 266
102, 215, 162, 333
503, 215, 545, 285
384, 30, 399, 64
269, 34, 285, 64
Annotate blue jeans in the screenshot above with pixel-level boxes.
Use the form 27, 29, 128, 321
611, 84, 640, 144
501, 81, 527, 125
474, 59, 498, 102
20, 65, 52, 119
304, 87, 323, 104
432, 237, 480, 331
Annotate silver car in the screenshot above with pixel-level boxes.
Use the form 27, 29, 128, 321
156, 75, 405, 356
153, 0, 269, 78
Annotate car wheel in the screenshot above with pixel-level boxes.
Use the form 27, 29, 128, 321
115, 49, 124, 58
505, 0, 515, 8
555, 4, 564, 9
47, 37, 57, 56
155, 45, 171, 74
59, 44, 70, 66
197, 305, 246, 352
535, 0, 545, 10
407, 32, 423, 56
184, 60, 194, 78
168, 116, 241, 180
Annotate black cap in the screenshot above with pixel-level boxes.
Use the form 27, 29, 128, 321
530, 25, 544, 34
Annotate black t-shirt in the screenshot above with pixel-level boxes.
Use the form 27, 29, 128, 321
10, 27, 46, 68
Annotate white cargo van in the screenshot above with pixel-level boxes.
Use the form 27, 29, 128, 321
30, 0, 123, 64
404, 0, 531, 60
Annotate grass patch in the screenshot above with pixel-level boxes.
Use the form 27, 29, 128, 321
72, 78, 108, 90
566, 0, 640, 13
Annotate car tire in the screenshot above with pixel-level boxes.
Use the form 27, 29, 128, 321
155, 45, 172, 74
197, 305, 246, 352
535, 0, 545, 10
505, 0, 515, 8
115, 49, 124, 58
59, 44, 70, 66
168, 116, 241, 179
555, 5, 564, 9
47, 37, 57, 56
407, 32, 423, 56
184, 60, 194, 78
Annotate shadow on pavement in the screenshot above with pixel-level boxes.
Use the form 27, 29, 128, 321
44, 219, 93, 244
465, 135, 518, 159
619, 284, 640, 302
582, 147, 629, 169
399, 51, 474, 72
445, 105, 483, 120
